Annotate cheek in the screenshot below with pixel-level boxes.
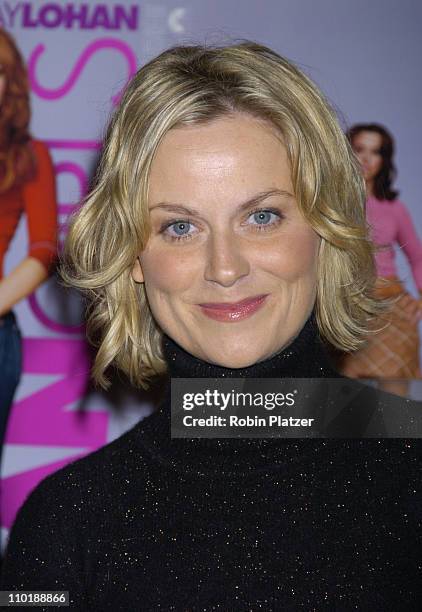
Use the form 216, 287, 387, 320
374, 156, 383, 171
140, 246, 197, 296
259, 229, 319, 281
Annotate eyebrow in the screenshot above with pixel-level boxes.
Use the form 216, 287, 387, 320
149, 189, 294, 216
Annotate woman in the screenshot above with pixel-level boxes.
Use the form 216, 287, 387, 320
0, 31, 57, 478
1, 43, 421, 609
337, 123, 422, 397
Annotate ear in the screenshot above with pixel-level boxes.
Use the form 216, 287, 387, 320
132, 256, 144, 283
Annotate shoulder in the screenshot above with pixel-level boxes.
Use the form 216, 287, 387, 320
374, 198, 414, 222
368, 196, 405, 207
29, 139, 54, 169
30, 139, 49, 156
332, 376, 422, 440
3, 420, 150, 585
46, 420, 145, 489
388, 198, 409, 213
17, 420, 148, 518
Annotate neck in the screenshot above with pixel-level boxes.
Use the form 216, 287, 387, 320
366, 179, 375, 197
162, 312, 336, 380
135, 313, 339, 479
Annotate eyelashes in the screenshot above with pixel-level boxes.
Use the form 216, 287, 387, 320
158, 208, 285, 243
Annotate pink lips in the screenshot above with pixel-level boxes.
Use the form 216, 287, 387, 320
198, 294, 269, 322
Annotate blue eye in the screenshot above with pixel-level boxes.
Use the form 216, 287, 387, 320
247, 209, 283, 229
170, 221, 191, 236
161, 219, 197, 241
251, 211, 273, 225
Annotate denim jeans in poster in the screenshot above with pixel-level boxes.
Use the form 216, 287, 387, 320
0, 311, 22, 470
0, 311, 22, 557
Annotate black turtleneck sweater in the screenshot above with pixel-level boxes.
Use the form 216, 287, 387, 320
1, 317, 421, 610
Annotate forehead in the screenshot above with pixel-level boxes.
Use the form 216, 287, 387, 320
148, 113, 291, 202
353, 131, 382, 148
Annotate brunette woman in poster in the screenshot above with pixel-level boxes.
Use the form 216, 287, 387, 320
337, 123, 422, 397
0, 29, 57, 531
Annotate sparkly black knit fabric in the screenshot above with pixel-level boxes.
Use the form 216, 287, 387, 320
1, 316, 421, 611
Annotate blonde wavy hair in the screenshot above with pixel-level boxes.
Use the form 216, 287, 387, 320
62, 41, 384, 390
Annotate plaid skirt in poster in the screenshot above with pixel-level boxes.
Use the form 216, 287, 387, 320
337, 279, 421, 379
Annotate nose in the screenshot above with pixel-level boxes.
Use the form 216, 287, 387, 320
203, 231, 250, 287
357, 150, 369, 164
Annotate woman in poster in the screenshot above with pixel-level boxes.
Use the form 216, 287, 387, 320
0, 30, 57, 487
337, 123, 422, 397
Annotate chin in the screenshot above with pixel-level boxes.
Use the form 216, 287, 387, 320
202, 347, 269, 369
208, 356, 258, 369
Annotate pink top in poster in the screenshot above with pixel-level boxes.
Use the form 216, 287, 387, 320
366, 196, 422, 290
